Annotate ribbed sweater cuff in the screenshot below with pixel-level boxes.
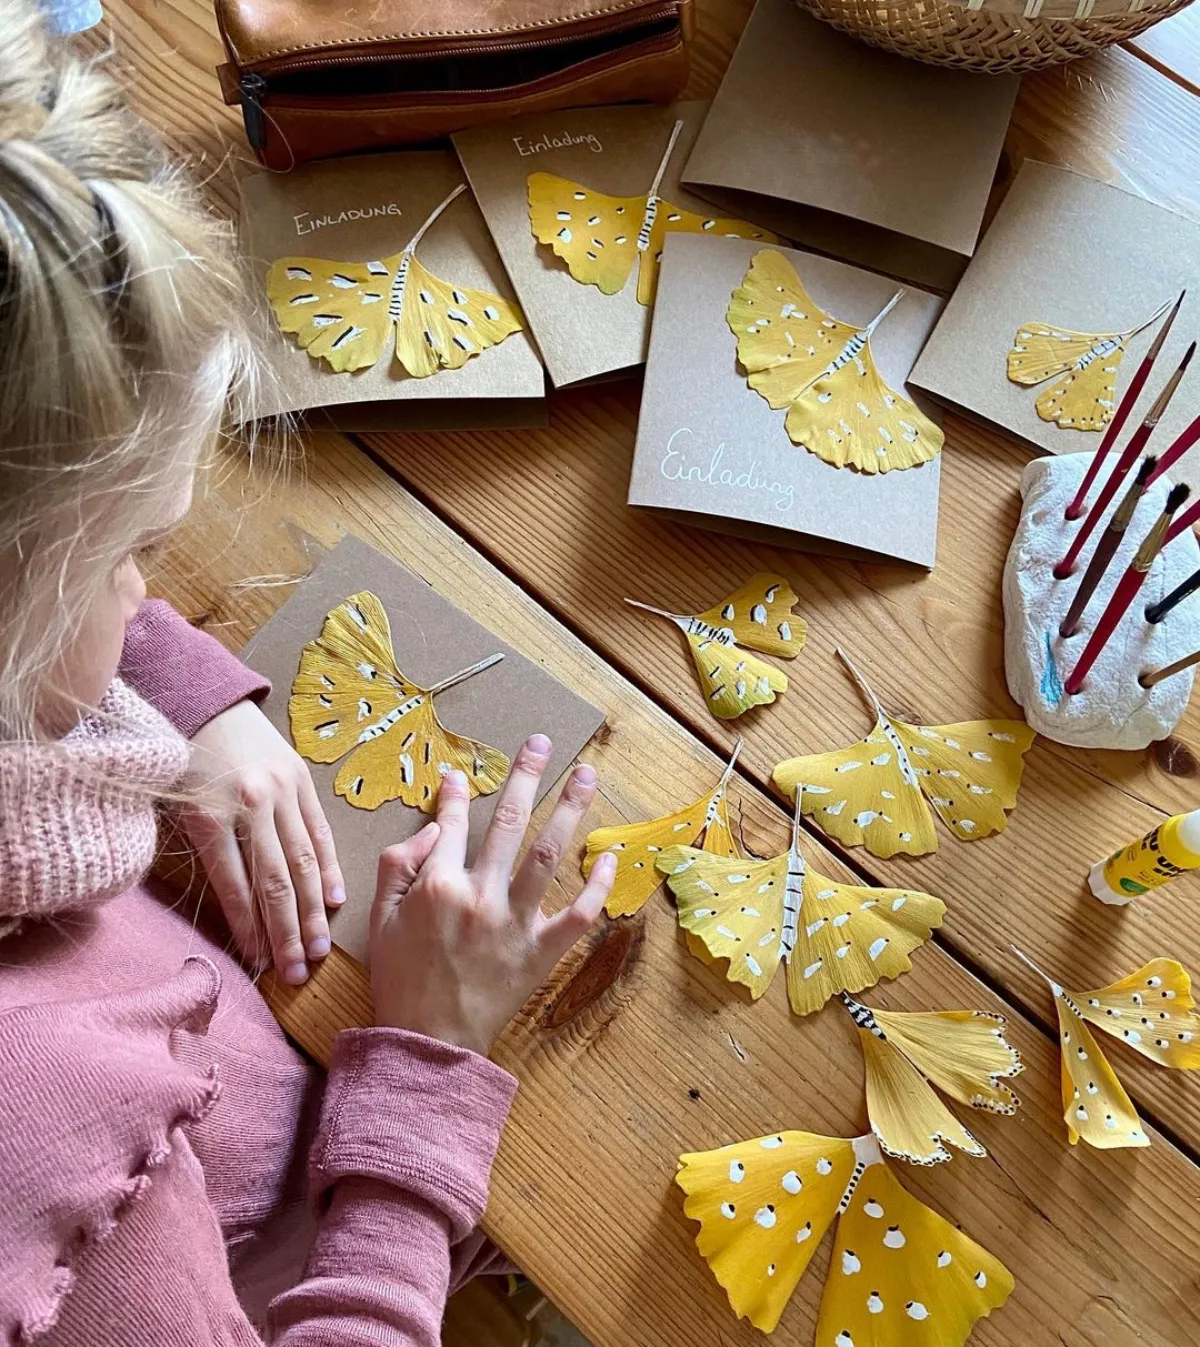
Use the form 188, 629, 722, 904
311, 1028, 517, 1241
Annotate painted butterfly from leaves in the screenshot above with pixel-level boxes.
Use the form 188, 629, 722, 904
772, 648, 1034, 858
289, 590, 510, 813
267, 184, 523, 378
677, 1129, 1014, 1339
626, 572, 806, 720
527, 119, 777, 307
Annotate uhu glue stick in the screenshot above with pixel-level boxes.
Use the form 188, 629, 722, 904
1089, 810, 1200, 905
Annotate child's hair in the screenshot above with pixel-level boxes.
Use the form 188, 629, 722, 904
0, 0, 256, 740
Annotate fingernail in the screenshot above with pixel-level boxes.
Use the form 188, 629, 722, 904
282, 961, 309, 986
329, 886, 346, 907
307, 936, 331, 959
527, 732, 552, 756
574, 763, 597, 786
446, 769, 468, 790
597, 851, 617, 874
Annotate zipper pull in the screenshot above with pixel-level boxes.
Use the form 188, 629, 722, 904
240, 73, 268, 152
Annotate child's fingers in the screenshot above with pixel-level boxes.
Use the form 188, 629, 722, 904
476, 734, 552, 883
186, 812, 268, 968
510, 762, 597, 916
298, 773, 345, 910
429, 770, 471, 871
246, 809, 309, 985
275, 795, 331, 963
537, 851, 615, 970
373, 821, 441, 933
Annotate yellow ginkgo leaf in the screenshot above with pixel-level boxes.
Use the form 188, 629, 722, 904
677, 1130, 1014, 1339
267, 184, 523, 378
289, 590, 510, 813
772, 648, 1034, 858
626, 572, 806, 720
1006, 299, 1171, 432
842, 995, 1022, 1166
584, 741, 744, 918
656, 791, 945, 1014
527, 120, 776, 308
1016, 950, 1200, 1149
727, 249, 944, 474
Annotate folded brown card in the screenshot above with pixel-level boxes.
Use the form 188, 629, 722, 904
241, 535, 606, 963
238, 150, 545, 432
629, 234, 944, 567
911, 161, 1200, 481
453, 101, 779, 388
681, 0, 1019, 293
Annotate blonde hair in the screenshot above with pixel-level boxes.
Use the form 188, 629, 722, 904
0, 0, 257, 740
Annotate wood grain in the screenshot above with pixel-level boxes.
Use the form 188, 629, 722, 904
1126, 4, 1200, 96
153, 434, 1200, 1347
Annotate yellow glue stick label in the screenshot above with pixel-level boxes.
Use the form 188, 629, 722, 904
1097, 813, 1200, 901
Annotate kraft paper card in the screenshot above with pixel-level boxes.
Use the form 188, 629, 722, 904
241, 535, 605, 963
681, 0, 1019, 292
453, 101, 779, 388
238, 150, 545, 431
629, 233, 945, 567
911, 161, 1200, 481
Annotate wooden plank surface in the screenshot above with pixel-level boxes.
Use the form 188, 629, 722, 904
162, 432, 1200, 1347
1126, 4, 1200, 97
97, 0, 1200, 1339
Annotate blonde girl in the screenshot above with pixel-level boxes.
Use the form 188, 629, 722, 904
0, 3, 615, 1342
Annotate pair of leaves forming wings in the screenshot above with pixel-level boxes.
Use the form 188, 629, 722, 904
728, 249, 944, 475
677, 1130, 1014, 1339
627, 571, 806, 720
267, 184, 523, 378
527, 119, 777, 307
289, 590, 509, 814
772, 648, 1035, 859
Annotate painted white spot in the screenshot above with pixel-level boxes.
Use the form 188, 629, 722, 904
864, 1200, 884, 1219
868, 937, 889, 961
974, 1271, 988, 1289
807, 918, 827, 937
729, 1161, 745, 1183
720, 1202, 736, 1219
867, 1292, 884, 1314
938, 1251, 952, 1268
804, 959, 823, 979
906, 1302, 930, 1321
754, 1207, 777, 1229
797, 1221, 813, 1242
842, 1250, 861, 1275
835, 1334, 854, 1347
891, 896, 907, 911
782, 1170, 802, 1194
825, 801, 847, 817
761, 1136, 784, 1149
716, 925, 739, 940
745, 954, 764, 977
871, 752, 891, 766
816, 1158, 833, 1175
884, 1226, 905, 1249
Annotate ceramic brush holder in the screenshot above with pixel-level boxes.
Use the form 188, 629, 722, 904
1003, 452, 1200, 749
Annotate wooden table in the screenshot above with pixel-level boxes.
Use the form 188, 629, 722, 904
98, 1, 1200, 1342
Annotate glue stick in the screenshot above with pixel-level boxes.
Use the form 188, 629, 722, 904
1089, 810, 1200, 905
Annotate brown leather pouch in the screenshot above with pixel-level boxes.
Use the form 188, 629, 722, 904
215, 0, 694, 170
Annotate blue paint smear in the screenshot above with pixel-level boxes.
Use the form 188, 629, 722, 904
1040, 631, 1064, 707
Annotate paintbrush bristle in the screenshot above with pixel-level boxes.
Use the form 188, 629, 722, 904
1136, 455, 1158, 485
1180, 341, 1196, 372
1167, 483, 1191, 513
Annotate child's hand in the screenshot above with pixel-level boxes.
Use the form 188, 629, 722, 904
370, 734, 616, 1056
182, 699, 344, 985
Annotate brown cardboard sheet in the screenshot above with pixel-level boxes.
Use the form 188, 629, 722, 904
911, 161, 1200, 486
681, 0, 1019, 292
454, 101, 777, 388
628, 233, 944, 567
241, 536, 606, 963
238, 151, 545, 430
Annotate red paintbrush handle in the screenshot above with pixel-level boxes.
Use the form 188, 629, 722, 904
1166, 496, 1200, 546
1065, 355, 1153, 521
1056, 422, 1153, 579
1064, 567, 1148, 696
1147, 411, 1200, 487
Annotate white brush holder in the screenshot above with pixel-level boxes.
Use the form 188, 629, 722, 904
1003, 452, 1200, 750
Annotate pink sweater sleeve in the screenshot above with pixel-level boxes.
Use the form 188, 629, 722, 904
119, 599, 270, 740
269, 1027, 518, 1345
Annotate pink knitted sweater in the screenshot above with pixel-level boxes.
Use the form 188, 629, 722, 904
0, 600, 518, 1345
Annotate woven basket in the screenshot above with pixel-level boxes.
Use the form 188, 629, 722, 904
795, 0, 1195, 72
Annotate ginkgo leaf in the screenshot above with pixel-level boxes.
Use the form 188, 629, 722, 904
772, 648, 1034, 858
1017, 950, 1200, 1149
677, 1130, 1014, 1338
656, 791, 945, 1014
267, 184, 523, 378
527, 120, 775, 308
289, 590, 509, 813
842, 995, 1022, 1166
727, 249, 944, 474
1006, 300, 1171, 432
627, 572, 806, 720
584, 742, 744, 918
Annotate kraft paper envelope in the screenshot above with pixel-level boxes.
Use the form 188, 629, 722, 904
629, 234, 944, 568
242, 535, 606, 963
454, 101, 777, 388
238, 151, 545, 432
681, 0, 1019, 292
911, 160, 1200, 485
